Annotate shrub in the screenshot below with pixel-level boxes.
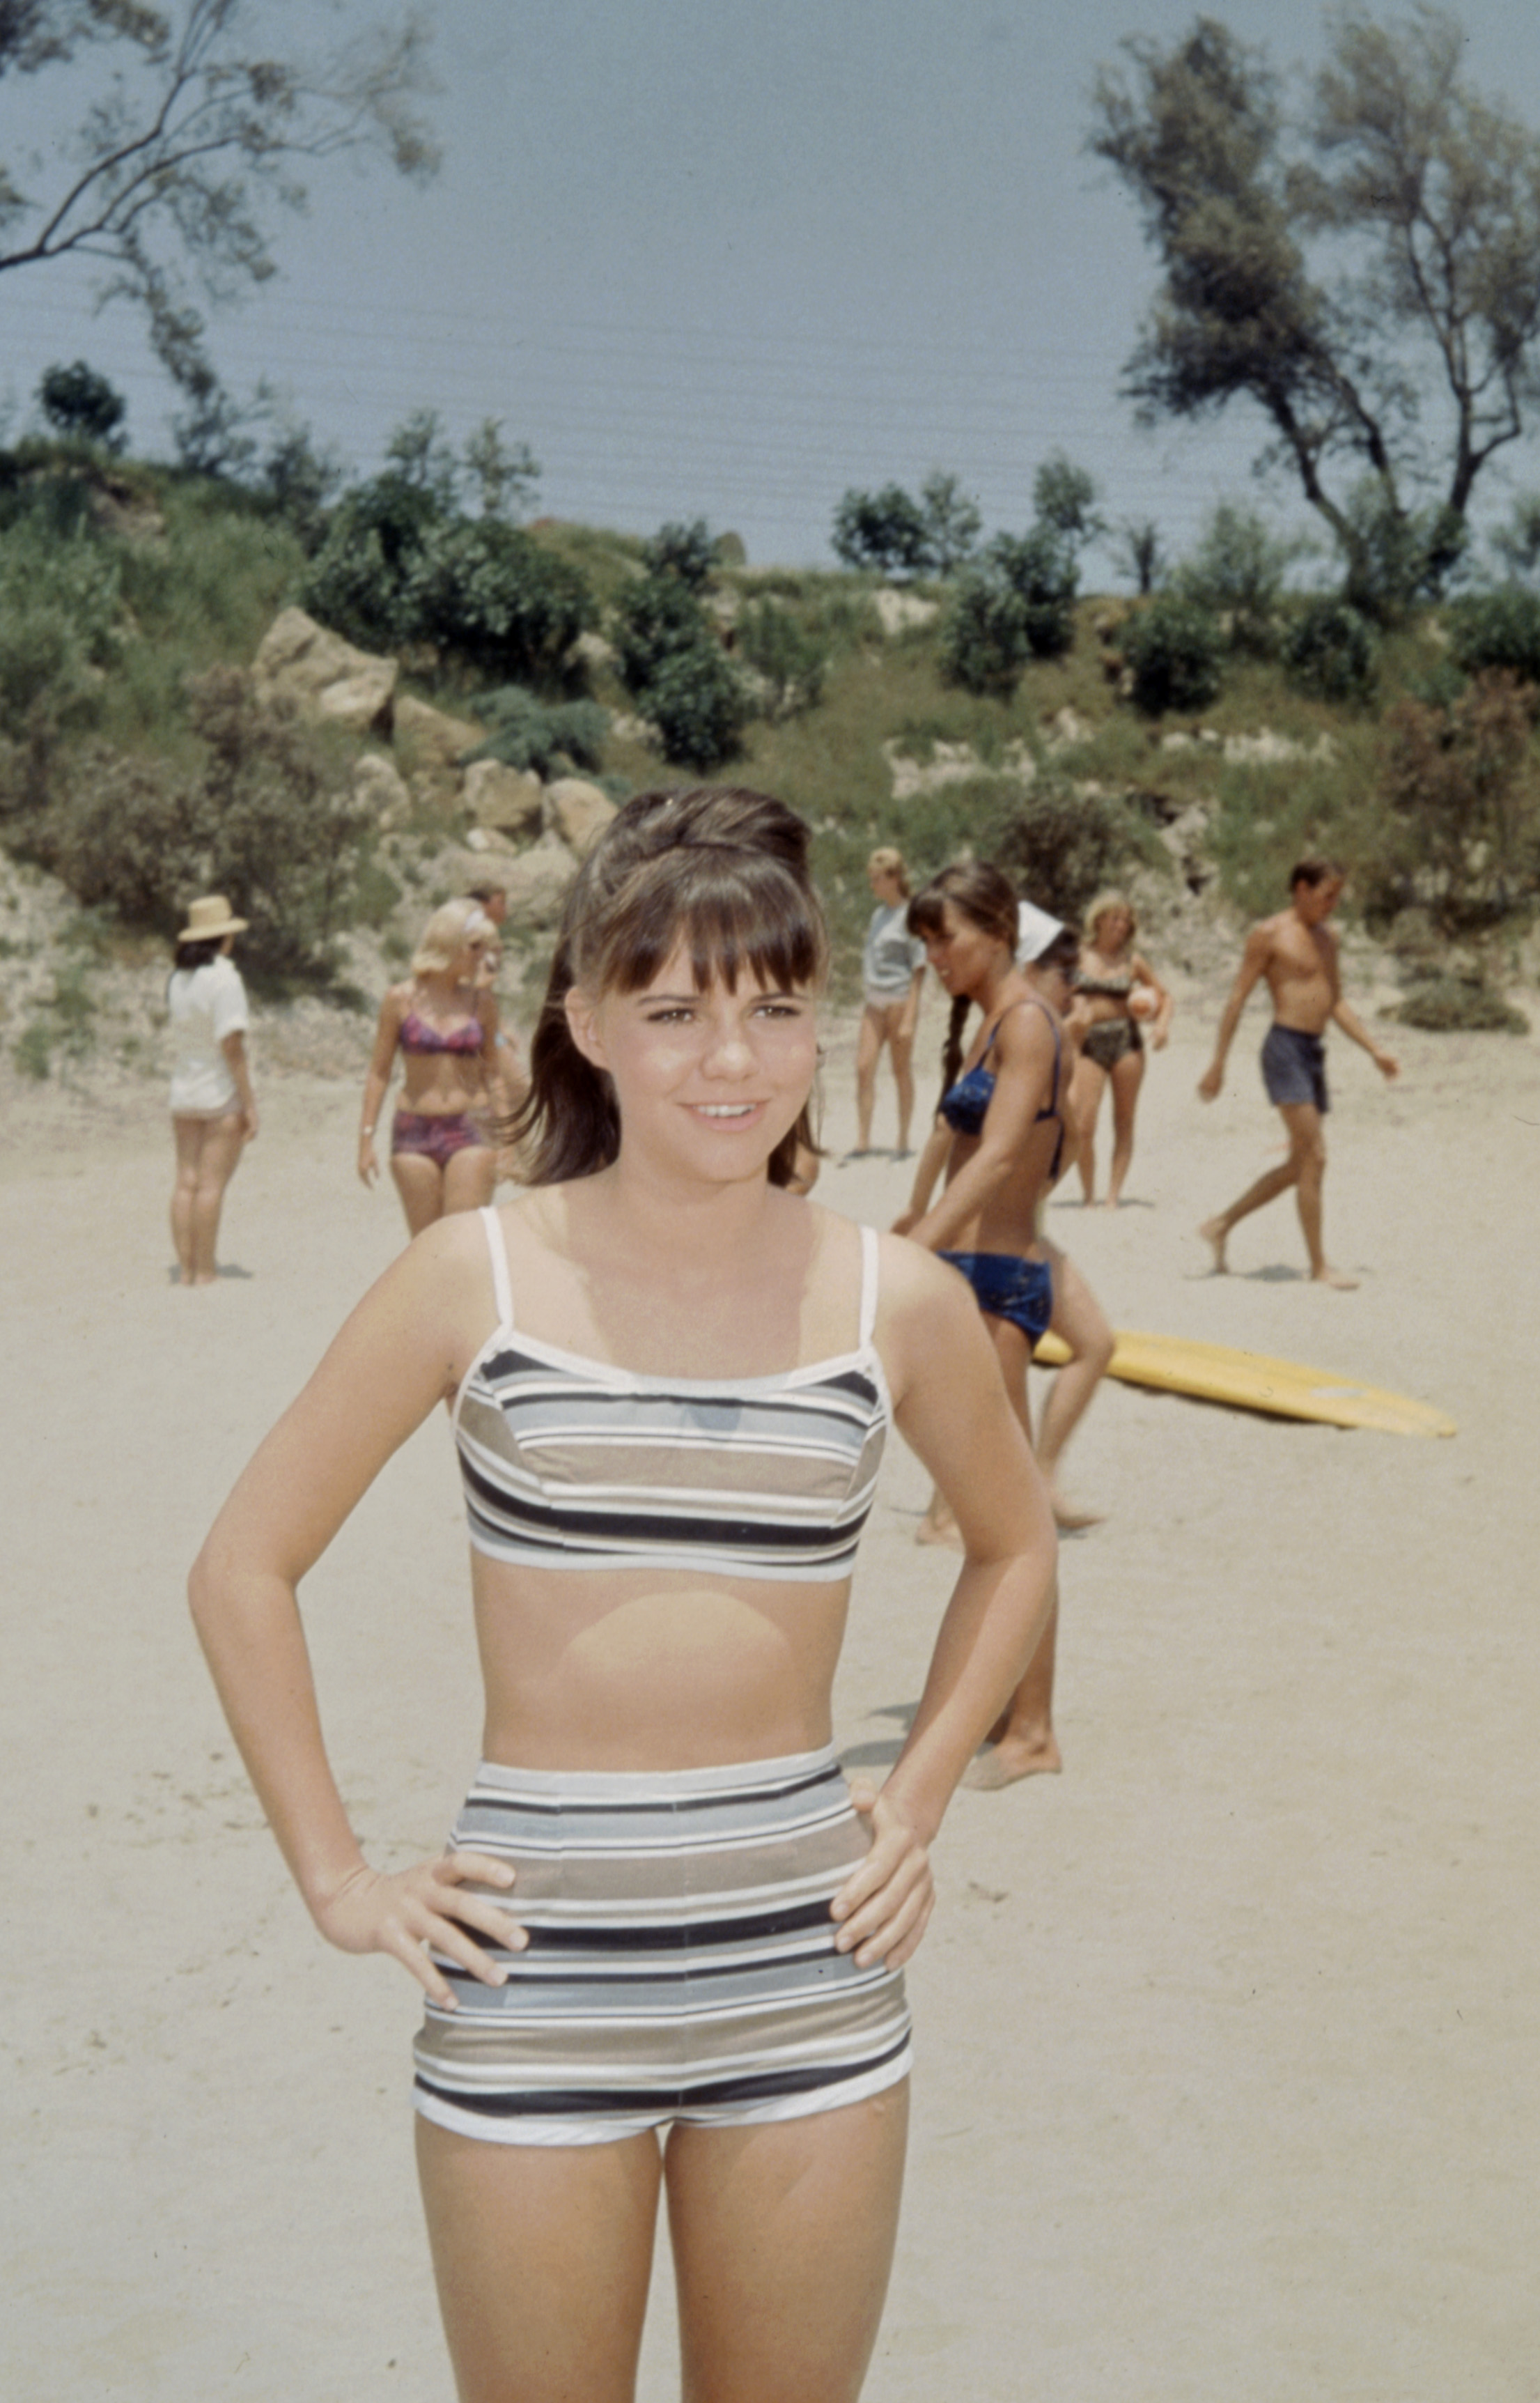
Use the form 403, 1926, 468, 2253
644, 645, 752, 771
1398, 973, 1527, 1033
1447, 585, 1540, 686
1123, 594, 1224, 715
463, 686, 610, 776
938, 571, 1032, 698
1369, 670, 1540, 934
1282, 598, 1376, 701
1176, 502, 1302, 655
987, 527, 1078, 659
737, 598, 826, 716
641, 518, 716, 592
613, 571, 713, 695
831, 484, 933, 580
0, 513, 123, 728
993, 778, 1156, 923
38, 362, 127, 452
30, 670, 374, 986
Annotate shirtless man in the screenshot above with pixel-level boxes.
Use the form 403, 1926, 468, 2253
1197, 858, 1398, 1289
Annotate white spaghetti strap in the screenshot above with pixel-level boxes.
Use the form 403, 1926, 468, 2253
479, 1204, 515, 1329
857, 1221, 880, 1347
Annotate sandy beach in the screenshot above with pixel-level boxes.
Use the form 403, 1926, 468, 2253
4, 994, 1537, 2402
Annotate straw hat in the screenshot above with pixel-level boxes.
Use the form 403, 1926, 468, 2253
178, 894, 249, 943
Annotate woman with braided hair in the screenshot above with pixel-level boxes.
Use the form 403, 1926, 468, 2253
189, 787, 1055, 2402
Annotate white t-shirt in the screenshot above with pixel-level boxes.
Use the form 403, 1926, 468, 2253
168, 955, 250, 1113
863, 902, 926, 997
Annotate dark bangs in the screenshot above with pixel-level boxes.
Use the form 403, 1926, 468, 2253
578, 849, 827, 1000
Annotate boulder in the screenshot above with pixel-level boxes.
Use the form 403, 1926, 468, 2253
464, 759, 544, 840
499, 839, 580, 929
545, 777, 617, 860
253, 608, 396, 735
352, 752, 412, 830
394, 694, 488, 812
874, 589, 940, 636
570, 628, 617, 672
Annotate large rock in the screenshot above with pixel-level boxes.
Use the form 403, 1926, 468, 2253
874, 588, 940, 635
499, 839, 580, 929
545, 777, 617, 860
352, 752, 412, 829
465, 758, 544, 840
394, 694, 488, 812
253, 608, 396, 735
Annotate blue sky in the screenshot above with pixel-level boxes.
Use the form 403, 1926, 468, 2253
6, 0, 1540, 576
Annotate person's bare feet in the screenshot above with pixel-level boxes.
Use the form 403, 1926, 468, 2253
1312, 1265, 1360, 1290
1198, 1216, 1229, 1272
963, 1731, 1063, 1788
915, 1513, 964, 1550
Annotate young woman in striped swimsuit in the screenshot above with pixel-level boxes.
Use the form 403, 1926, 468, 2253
189, 787, 1056, 2403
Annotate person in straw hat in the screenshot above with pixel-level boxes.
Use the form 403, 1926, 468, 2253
167, 895, 258, 1286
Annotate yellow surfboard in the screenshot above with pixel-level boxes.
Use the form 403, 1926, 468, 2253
1032, 1328, 1456, 1437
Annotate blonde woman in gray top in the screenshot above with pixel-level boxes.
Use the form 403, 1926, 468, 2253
850, 847, 926, 1159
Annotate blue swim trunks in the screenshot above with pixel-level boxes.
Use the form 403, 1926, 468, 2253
1261, 1024, 1329, 1113
939, 1250, 1054, 1348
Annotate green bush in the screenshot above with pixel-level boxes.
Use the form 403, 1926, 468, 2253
0, 493, 123, 727
613, 571, 712, 695
1398, 973, 1528, 1033
992, 778, 1157, 922
1176, 502, 1302, 655
463, 686, 609, 777
38, 362, 127, 452
988, 527, 1078, 659
1123, 594, 1224, 715
1282, 598, 1376, 701
938, 571, 1032, 697
29, 670, 373, 987
645, 645, 753, 771
831, 484, 933, 579
1447, 585, 1540, 685
641, 519, 716, 591
737, 598, 826, 716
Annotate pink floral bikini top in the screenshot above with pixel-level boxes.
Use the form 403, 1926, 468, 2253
398, 1007, 484, 1056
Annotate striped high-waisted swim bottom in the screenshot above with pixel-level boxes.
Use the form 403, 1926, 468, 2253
412, 1747, 912, 2147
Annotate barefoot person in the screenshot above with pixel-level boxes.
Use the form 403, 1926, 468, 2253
1197, 858, 1399, 1288
167, 895, 258, 1286
893, 865, 1078, 1785
189, 787, 1055, 2403
1068, 890, 1172, 1209
849, 847, 926, 1159
358, 900, 508, 1240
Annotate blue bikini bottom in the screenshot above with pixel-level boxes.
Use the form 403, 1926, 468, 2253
939, 1250, 1054, 1347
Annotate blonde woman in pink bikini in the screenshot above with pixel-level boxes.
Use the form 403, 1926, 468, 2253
358, 899, 509, 1237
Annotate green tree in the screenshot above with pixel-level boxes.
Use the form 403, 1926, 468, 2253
0, 3, 437, 435
831, 483, 933, 579
1176, 500, 1307, 653
38, 360, 127, 449
1091, 7, 1540, 617
918, 472, 982, 573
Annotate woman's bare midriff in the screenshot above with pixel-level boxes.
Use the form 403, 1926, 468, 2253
470, 1559, 852, 1769
397, 1054, 488, 1117
942, 1114, 1061, 1258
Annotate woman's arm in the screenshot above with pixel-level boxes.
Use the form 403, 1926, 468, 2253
905, 1003, 1056, 1253
219, 1029, 258, 1140
357, 990, 405, 1188
830, 1243, 1057, 1965
187, 1219, 522, 2001
891, 1115, 951, 1234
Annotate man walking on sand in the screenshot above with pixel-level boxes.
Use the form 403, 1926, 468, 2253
1197, 858, 1398, 1289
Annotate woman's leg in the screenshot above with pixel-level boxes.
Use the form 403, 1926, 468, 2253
175, 1113, 245, 1283
416, 2119, 663, 2403
1034, 1243, 1114, 1529
853, 1007, 885, 1152
1104, 1048, 1146, 1207
889, 1021, 917, 1155
667, 2085, 909, 2403
391, 1150, 447, 1237
171, 1115, 205, 1283
1070, 1054, 1107, 1205
442, 1143, 498, 1217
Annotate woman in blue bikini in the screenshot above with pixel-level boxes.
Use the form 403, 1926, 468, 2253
189, 789, 1055, 2403
894, 862, 1078, 1784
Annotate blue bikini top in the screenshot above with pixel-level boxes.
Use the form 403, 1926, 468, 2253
938, 998, 1065, 1179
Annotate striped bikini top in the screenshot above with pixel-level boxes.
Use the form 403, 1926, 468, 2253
452, 1207, 891, 1581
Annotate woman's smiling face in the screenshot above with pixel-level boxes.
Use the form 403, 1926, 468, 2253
566, 944, 818, 1180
